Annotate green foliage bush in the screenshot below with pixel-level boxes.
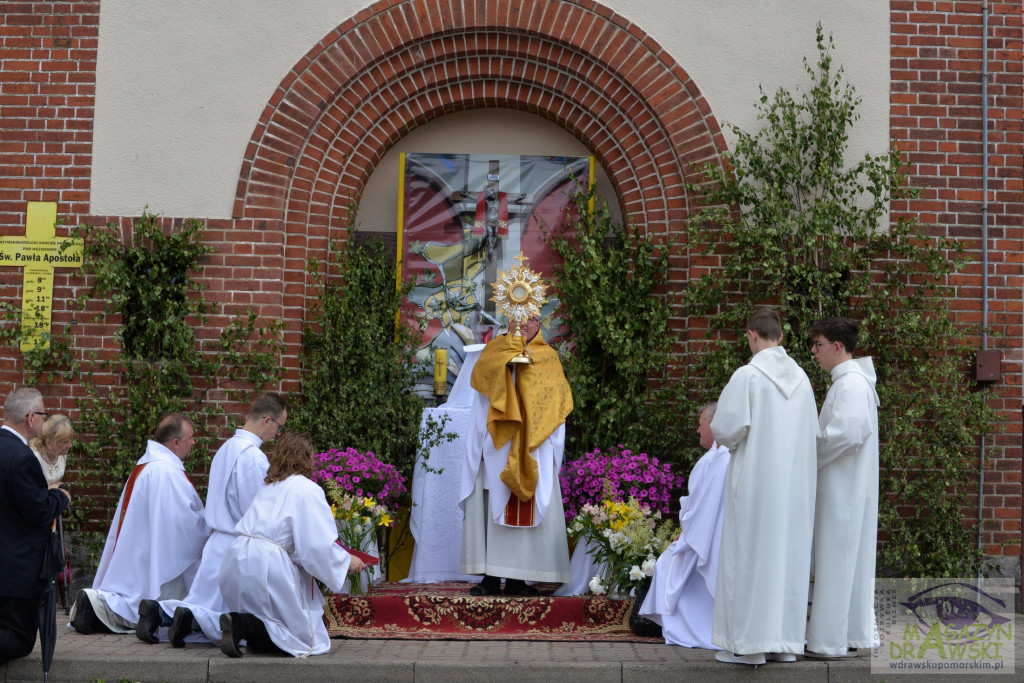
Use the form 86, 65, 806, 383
545, 188, 694, 463
292, 225, 448, 487
294, 224, 454, 577
684, 26, 995, 576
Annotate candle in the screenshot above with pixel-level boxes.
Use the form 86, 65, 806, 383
433, 348, 448, 395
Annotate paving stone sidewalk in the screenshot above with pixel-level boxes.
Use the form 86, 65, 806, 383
4, 616, 1022, 683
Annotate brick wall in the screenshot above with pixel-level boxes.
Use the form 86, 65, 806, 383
890, 1, 1023, 558
0, 2, 98, 418
0, 0, 1020, 558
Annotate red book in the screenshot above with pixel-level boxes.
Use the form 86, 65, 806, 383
335, 540, 380, 565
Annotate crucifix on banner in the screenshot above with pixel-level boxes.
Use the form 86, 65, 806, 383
0, 202, 83, 350
450, 159, 533, 320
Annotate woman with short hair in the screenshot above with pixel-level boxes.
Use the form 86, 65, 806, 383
30, 414, 73, 485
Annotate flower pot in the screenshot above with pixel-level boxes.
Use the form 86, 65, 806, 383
628, 581, 663, 638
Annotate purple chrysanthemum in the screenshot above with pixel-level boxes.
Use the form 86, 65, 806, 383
312, 447, 408, 510
559, 445, 685, 522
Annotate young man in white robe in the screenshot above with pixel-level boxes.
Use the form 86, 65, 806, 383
806, 317, 880, 658
136, 392, 288, 646
710, 307, 818, 666
71, 413, 208, 634
639, 401, 730, 649
459, 315, 573, 596
216, 432, 365, 657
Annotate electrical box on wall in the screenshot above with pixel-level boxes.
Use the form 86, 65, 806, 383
973, 349, 1001, 383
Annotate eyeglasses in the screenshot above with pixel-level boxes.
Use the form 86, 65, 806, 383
810, 341, 831, 351
31, 411, 51, 421
269, 416, 286, 435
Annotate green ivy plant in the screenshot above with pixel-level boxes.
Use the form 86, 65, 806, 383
71, 211, 284, 485
684, 26, 995, 577
0, 211, 284, 565
545, 187, 694, 463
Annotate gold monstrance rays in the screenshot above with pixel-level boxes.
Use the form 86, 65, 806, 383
490, 251, 547, 364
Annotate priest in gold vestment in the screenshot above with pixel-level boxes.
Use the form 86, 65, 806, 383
458, 316, 573, 596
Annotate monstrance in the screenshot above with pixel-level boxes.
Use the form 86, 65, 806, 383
490, 251, 547, 365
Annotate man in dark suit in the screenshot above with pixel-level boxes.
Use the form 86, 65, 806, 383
0, 387, 71, 664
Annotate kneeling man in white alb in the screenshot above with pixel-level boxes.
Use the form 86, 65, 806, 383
638, 401, 730, 649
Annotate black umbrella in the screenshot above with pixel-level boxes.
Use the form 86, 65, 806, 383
57, 516, 70, 616
38, 518, 63, 682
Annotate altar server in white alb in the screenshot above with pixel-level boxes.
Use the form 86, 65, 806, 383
710, 308, 818, 666
217, 431, 366, 658
459, 314, 573, 596
639, 402, 730, 649
136, 392, 289, 646
71, 413, 209, 634
805, 317, 880, 658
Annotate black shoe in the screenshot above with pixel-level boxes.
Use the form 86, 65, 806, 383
168, 606, 195, 648
246, 637, 283, 655
135, 599, 162, 644
469, 575, 501, 596
71, 590, 111, 635
219, 612, 244, 658
503, 579, 539, 597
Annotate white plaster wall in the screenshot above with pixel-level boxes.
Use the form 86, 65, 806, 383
91, 0, 889, 220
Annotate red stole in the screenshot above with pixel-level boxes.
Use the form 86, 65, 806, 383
112, 463, 147, 548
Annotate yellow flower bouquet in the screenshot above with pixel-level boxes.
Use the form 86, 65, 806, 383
325, 480, 395, 595
567, 497, 677, 597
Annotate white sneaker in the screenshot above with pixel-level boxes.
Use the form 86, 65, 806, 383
765, 652, 797, 662
715, 651, 767, 666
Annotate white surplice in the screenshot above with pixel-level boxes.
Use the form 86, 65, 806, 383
639, 442, 730, 649
218, 474, 352, 657
88, 441, 209, 631
459, 383, 564, 528
458, 376, 570, 583
710, 345, 818, 655
161, 429, 268, 641
807, 357, 880, 655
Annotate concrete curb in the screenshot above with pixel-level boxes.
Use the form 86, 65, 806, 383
3, 618, 1021, 683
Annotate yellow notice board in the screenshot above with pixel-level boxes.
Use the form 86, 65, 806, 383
0, 202, 83, 350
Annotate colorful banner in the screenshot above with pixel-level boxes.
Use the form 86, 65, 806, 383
397, 153, 593, 395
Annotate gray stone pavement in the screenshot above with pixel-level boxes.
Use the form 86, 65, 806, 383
3, 616, 1022, 683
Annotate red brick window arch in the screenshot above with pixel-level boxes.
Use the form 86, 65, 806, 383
234, 0, 727, 321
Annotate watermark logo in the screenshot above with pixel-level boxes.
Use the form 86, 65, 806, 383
874, 578, 1015, 675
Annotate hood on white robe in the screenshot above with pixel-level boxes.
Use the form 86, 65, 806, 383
832, 356, 880, 406
748, 346, 806, 399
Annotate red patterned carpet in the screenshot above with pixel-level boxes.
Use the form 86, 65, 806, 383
324, 581, 657, 642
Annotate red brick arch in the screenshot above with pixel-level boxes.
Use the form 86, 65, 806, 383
233, 0, 727, 323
